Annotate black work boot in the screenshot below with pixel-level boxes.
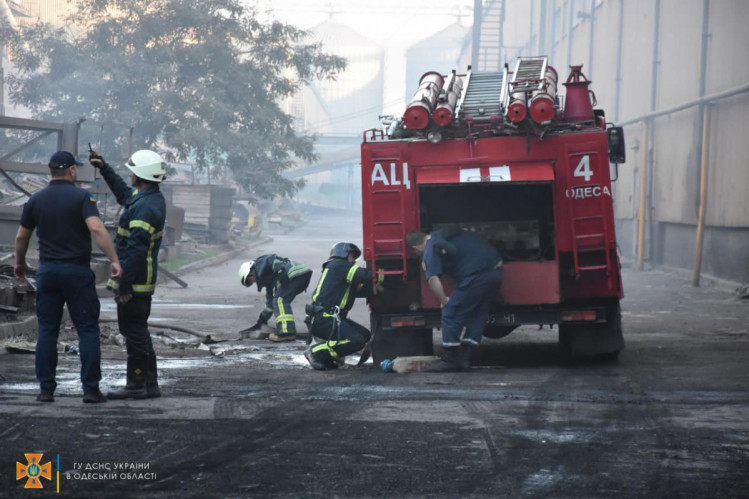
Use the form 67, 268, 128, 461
82, 389, 108, 404
108, 356, 148, 400
427, 347, 461, 373
146, 355, 161, 398
304, 347, 326, 370
36, 392, 54, 403
304, 345, 339, 371
458, 345, 473, 372
114, 355, 140, 390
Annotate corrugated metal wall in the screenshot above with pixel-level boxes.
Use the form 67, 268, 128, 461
499, 0, 749, 283
15, 0, 77, 25
162, 185, 235, 244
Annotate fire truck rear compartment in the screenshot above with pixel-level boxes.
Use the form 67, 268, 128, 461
369, 178, 623, 364
365, 60, 624, 363
418, 182, 555, 262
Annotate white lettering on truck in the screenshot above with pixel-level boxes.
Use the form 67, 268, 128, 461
371, 162, 411, 189
573, 155, 593, 182
565, 185, 611, 199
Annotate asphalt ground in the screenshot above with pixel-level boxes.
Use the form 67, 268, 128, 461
1, 206, 748, 498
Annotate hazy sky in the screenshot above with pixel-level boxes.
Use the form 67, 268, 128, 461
250, 0, 474, 115
251, 0, 473, 45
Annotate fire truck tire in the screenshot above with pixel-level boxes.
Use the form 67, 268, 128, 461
558, 300, 623, 361
370, 313, 434, 365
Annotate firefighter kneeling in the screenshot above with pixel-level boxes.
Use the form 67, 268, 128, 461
304, 243, 382, 370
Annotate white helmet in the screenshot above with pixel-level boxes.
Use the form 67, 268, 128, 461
127, 149, 167, 183
238, 260, 255, 286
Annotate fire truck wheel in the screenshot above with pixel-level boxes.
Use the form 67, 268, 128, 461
558, 300, 623, 362
370, 312, 434, 365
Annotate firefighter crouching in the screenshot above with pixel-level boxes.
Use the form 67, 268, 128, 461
238, 255, 312, 342
304, 242, 383, 370
90, 149, 167, 399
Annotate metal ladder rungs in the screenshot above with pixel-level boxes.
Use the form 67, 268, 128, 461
457, 68, 508, 121
511, 57, 548, 92
376, 270, 406, 276
578, 265, 608, 271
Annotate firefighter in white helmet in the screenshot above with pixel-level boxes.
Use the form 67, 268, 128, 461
90, 148, 167, 399
239, 254, 312, 342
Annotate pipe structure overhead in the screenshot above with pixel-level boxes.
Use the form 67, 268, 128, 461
0, 0, 20, 28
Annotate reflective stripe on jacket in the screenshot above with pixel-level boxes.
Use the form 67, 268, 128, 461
254, 254, 311, 310
310, 257, 373, 316
101, 166, 166, 296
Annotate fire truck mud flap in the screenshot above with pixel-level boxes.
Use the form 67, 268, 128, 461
558, 299, 624, 361
370, 312, 434, 365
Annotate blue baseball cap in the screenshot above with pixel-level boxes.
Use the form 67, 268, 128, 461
49, 150, 83, 169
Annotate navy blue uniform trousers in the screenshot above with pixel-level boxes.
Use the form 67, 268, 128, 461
35, 262, 101, 395
309, 316, 371, 365
441, 267, 504, 347
117, 296, 156, 360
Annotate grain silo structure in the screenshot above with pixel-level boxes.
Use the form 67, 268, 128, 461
405, 22, 471, 105
294, 19, 385, 135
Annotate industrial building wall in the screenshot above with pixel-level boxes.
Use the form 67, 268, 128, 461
507, 0, 749, 284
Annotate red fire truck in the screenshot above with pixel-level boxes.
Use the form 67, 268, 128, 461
361, 56, 626, 363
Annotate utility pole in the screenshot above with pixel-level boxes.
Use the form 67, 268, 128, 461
471, 0, 482, 69
1, 0, 8, 116
1, 48, 5, 116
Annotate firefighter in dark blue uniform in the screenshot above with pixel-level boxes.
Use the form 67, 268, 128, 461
304, 242, 379, 370
15, 151, 121, 403
406, 227, 504, 372
90, 149, 167, 399
238, 255, 312, 341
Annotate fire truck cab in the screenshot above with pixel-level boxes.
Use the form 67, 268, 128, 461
361, 57, 626, 364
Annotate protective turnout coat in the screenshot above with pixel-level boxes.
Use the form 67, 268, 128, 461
253, 254, 311, 322
101, 166, 166, 296
310, 257, 374, 317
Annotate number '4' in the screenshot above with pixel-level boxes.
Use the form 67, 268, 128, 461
573, 155, 593, 182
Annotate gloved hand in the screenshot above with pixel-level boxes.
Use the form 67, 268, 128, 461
88, 148, 108, 169
116, 293, 132, 305
247, 321, 263, 332
258, 309, 273, 324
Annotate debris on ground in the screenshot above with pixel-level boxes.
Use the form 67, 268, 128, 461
0, 263, 36, 316
5, 341, 36, 354
238, 324, 274, 340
